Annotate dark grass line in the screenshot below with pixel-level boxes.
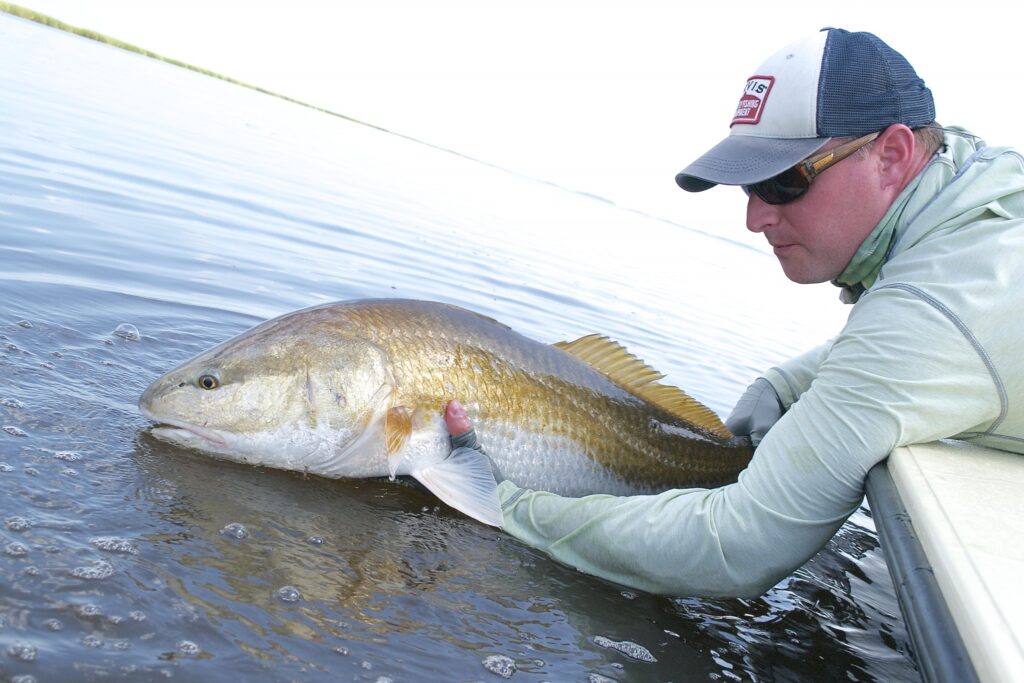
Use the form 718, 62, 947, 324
0, 2, 493, 163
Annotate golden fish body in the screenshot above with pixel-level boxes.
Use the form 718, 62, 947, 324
139, 299, 752, 525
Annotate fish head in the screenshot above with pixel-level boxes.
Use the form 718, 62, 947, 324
138, 308, 393, 469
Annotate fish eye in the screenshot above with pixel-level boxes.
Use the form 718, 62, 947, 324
197, 374, 220, 390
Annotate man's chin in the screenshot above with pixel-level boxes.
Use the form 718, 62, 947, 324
776, 257, 834, 285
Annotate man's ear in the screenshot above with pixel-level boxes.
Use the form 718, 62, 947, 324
874, 124, 919, 189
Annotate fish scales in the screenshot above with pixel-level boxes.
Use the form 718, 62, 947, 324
335, 300, 749, 490
139, 299, 753, 524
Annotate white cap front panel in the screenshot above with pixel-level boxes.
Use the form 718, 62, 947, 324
728, 31, 828, 140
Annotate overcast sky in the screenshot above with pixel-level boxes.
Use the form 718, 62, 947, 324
19, 1, 1024, 244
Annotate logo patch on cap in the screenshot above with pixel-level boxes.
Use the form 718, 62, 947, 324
732, 76, 774, 126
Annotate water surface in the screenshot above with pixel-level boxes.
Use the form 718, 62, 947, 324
0, 14, 916, 682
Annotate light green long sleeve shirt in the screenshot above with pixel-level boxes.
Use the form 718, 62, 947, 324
498, 130, 1024, 597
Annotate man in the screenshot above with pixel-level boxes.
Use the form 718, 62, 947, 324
446, 28, 1024, 597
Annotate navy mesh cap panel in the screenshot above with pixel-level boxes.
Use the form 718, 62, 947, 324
817, 29, 935, 137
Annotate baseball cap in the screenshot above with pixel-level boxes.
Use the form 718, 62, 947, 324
676, 28, 935, 192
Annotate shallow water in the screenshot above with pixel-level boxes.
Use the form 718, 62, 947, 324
0, 13, 917, 682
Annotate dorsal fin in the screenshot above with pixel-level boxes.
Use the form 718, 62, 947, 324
554, 334, 732, 439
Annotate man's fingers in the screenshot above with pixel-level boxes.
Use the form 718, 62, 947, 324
444, 399, 474, 437
443, 400, 499, 482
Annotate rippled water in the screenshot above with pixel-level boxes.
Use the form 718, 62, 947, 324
0, 13, 918, 682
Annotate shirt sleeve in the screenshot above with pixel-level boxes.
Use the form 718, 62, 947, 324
763, 339, 834, 409
498, 287, 1001, 597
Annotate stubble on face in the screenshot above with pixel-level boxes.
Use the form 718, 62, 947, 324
747, 156, 891, 285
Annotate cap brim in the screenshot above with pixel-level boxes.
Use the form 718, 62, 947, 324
676, 135, 830, 192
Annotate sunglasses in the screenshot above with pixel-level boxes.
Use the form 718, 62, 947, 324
742, 131, 880, 205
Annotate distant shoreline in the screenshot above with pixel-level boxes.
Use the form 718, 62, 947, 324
0, 2, 479, 160
1, 2, 651, 217
0, 3, 368, 122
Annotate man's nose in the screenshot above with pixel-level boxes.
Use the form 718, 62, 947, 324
746, 193, 780, 234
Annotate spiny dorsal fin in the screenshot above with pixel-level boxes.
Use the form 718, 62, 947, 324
554, 334, 732, 439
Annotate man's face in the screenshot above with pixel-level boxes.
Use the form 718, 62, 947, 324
745, 140, 893, 284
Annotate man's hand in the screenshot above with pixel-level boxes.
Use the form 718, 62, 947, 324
444, 400, 477, 448
444, 400, 503, 482
725, 378, 784, 448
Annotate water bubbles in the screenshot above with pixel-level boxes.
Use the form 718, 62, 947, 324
1, 398, 24, 409
54, 450, 83, 462
331, 645, 350, 656
81, 634, 104, 648
6, 516, 32, 531
2, 426, 28, 438
482, 654, 517, 678
112, 323, 140, 341
219, 522, 249, 539
306, 535, 325, 545
0, 463, 13, 472
15, 320, 32, 329
5, 542, 29, 557
593, 636, 657, 663
11, 674, 38, 683
129, 610, 146, 622
75, 604, 102, 618
70, 560, 115, 580
90, 536, 139, 555
275, 585, 302, 602
6, 641, 38, 661
43, 619, 63, 631
176, 640, 201, 656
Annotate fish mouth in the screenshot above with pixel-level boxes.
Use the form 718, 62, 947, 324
139, 407, 227, 447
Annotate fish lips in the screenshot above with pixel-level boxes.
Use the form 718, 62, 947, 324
139, 407, 228, 449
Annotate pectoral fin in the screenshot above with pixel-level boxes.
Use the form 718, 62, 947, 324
384, 406, 412, 478
411, 448, 503, 527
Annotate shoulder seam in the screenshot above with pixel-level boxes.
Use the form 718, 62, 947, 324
874, 283, 1008, 434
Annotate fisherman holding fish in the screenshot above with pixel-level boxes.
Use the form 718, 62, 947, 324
140, 27, 1024, 599
444, 28, 1024, 596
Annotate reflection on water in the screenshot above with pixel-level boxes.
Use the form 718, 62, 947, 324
0, 12, 916, 682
